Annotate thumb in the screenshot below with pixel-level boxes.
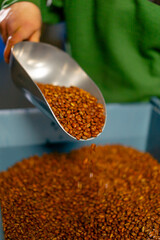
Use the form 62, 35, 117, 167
29, 30, 41, 42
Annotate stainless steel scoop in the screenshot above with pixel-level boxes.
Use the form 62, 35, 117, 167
10, 41, 106, 141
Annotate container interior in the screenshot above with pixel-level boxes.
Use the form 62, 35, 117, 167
0, 102, 160, 239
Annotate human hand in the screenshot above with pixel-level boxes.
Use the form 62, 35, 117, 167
0, 2, 42, 63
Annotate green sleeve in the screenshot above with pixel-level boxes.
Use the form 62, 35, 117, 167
0, 0, 64, 24
52, 0, 63, 7
1, 0, 41, 9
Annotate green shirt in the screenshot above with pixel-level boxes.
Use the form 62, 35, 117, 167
1, 0, 160, 103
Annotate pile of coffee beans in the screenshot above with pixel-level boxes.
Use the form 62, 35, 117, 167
0, 144, 160, 239
37, 83, 105, 140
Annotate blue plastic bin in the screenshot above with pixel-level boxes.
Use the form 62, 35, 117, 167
0, 100, 160, 239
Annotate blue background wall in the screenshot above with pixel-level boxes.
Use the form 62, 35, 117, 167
0, 36, 4, 60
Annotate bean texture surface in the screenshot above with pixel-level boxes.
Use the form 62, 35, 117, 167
0, 144, 160, 239
37, 83, 105, 140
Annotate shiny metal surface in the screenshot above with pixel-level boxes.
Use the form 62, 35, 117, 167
10, 41, 106, 141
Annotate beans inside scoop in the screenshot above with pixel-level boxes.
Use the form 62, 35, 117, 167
37, 83, 105, 140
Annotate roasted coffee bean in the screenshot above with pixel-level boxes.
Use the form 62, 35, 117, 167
0, 145, 160, 239
37, 83, 105, 140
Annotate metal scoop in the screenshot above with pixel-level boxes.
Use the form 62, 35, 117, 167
10, 41, 106, 141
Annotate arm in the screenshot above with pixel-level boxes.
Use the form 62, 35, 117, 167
0, 1, 42, 63
0, 0, 64, 63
